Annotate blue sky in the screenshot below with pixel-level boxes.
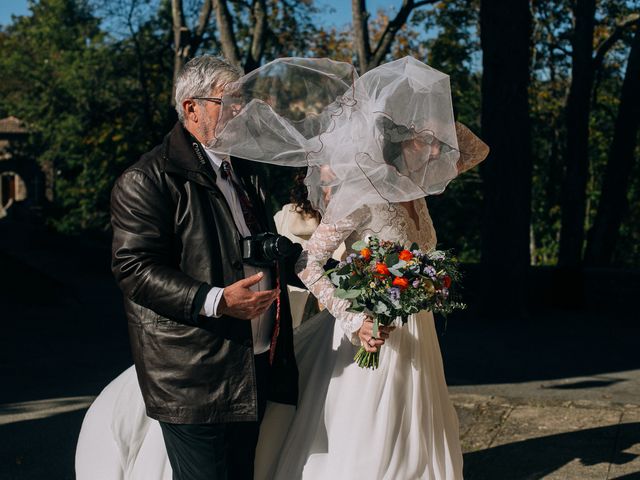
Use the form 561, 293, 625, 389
0, 1, 30, 26
0, 0, 401, 28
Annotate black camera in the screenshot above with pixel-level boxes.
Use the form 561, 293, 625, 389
241, 232, 302, 267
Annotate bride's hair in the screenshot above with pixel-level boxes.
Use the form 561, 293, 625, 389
377, 116, 410, 168
290, 170, 321, 221
376, 115, 454, 178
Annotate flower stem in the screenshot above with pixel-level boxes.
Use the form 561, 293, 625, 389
354, 346, 381, 369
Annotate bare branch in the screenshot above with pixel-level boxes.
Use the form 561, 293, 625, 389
171, 0, 188, 57
213, 0, 242, 68
245, 0, 267, 72
592, 14, 640, 72
369, 0, 438, 69
414, 0, 439, 7
171, 0, 190, 104
352, 0, 372, 73
188, 0, 213, 55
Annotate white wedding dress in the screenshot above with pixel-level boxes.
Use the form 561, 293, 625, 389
76, 199, 463, 480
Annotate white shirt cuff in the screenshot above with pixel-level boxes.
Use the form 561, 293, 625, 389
200, 287, 225, 318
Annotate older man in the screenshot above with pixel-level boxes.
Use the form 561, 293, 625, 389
110, 55, 298, 480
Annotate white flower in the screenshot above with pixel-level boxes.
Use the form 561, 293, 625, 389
427, 250, 446, 261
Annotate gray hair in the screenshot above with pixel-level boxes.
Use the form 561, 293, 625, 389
174, 55, 243, 123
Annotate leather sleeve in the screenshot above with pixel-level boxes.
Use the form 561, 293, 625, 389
111, 169, 207, 325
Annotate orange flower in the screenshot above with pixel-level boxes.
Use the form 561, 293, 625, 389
376, 263, 390, 276
443, 275, 452, 289
392, 277, 409, 290
398, 249, 413, 261
360, 248, 372, 261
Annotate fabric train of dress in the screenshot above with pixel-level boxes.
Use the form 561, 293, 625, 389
75, 199, 463, 480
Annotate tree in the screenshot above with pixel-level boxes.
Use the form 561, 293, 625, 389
479, 0, 533, 314
351, 0, 438, 73
169, 0, 318, 98
557, 0, 597, 267
0, 0, 172, 232
171, 0, 214, 102
418, 0, 484, 262
585, 25, 640, 265
558, 2, 640, 266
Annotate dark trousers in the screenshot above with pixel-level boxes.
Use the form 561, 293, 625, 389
159, 352, 271, 480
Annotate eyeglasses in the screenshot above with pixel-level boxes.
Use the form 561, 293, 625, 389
192, 97, 223, 105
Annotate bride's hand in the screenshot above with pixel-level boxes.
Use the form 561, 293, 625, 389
357, 317, 396, 353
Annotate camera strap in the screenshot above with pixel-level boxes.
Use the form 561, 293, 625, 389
269, 263, 281, 366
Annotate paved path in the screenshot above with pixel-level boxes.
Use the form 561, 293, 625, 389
453, 393, 640, 479
2, 392, 637, 479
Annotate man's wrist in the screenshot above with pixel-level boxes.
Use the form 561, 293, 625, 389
200, 287, 225, 318
212, 288, 225, 317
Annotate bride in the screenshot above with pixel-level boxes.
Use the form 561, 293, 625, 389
76, 56, 488, 479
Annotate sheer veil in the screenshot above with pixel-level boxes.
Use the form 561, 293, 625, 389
209, 56, 462, 224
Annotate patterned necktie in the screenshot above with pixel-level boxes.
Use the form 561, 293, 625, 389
220, 160, 261, 235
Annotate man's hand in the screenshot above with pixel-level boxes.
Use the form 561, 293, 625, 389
217, 272, 279, 320
357, 317, 396, 353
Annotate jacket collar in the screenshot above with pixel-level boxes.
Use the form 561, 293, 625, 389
162, 122, 217, 189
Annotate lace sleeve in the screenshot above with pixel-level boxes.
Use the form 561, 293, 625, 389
455, 122, 490, 174
295, 207, 371, 345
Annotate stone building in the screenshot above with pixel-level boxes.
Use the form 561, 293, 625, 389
0, 116, 48, 220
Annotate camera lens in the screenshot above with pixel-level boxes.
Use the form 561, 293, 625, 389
262, 235, 295, 260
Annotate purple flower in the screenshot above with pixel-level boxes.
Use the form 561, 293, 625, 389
423, 265, 436, 278
412, 279, 420, 288
388, 287, 401, 301
412, 249, 420, 257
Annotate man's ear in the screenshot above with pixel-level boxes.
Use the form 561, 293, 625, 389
182, 99, 197, 123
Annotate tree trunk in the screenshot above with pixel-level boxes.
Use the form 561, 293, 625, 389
171, 0, 190, 105
480, 0, 533, 315
245, 0, 267, 72
558, 0, 596, 267
351, 0, 437, 74
213, 0, 242, 68
585, 27, 640, 266
352, 0, 372, 73
171, 0, 213, 105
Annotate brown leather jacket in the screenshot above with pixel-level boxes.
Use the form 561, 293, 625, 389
111, 122, 298, 424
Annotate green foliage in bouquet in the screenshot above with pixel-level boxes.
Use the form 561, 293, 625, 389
327, 236, 466, 369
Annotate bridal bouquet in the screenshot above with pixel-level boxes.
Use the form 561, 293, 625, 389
328, 237, 465, 369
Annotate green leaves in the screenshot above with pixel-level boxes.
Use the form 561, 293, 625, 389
0, 0, 174, 233
373, 301, 390, 315
385, 252, 399, 267
351, 240, 368, 251
388, 259, 407, 277
334, 288, 363, 299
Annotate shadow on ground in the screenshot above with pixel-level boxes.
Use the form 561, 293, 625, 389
464, 422, 640, 479
0, 410, 85, 480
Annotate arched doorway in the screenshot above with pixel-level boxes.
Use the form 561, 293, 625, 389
0, 171, 27, 217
